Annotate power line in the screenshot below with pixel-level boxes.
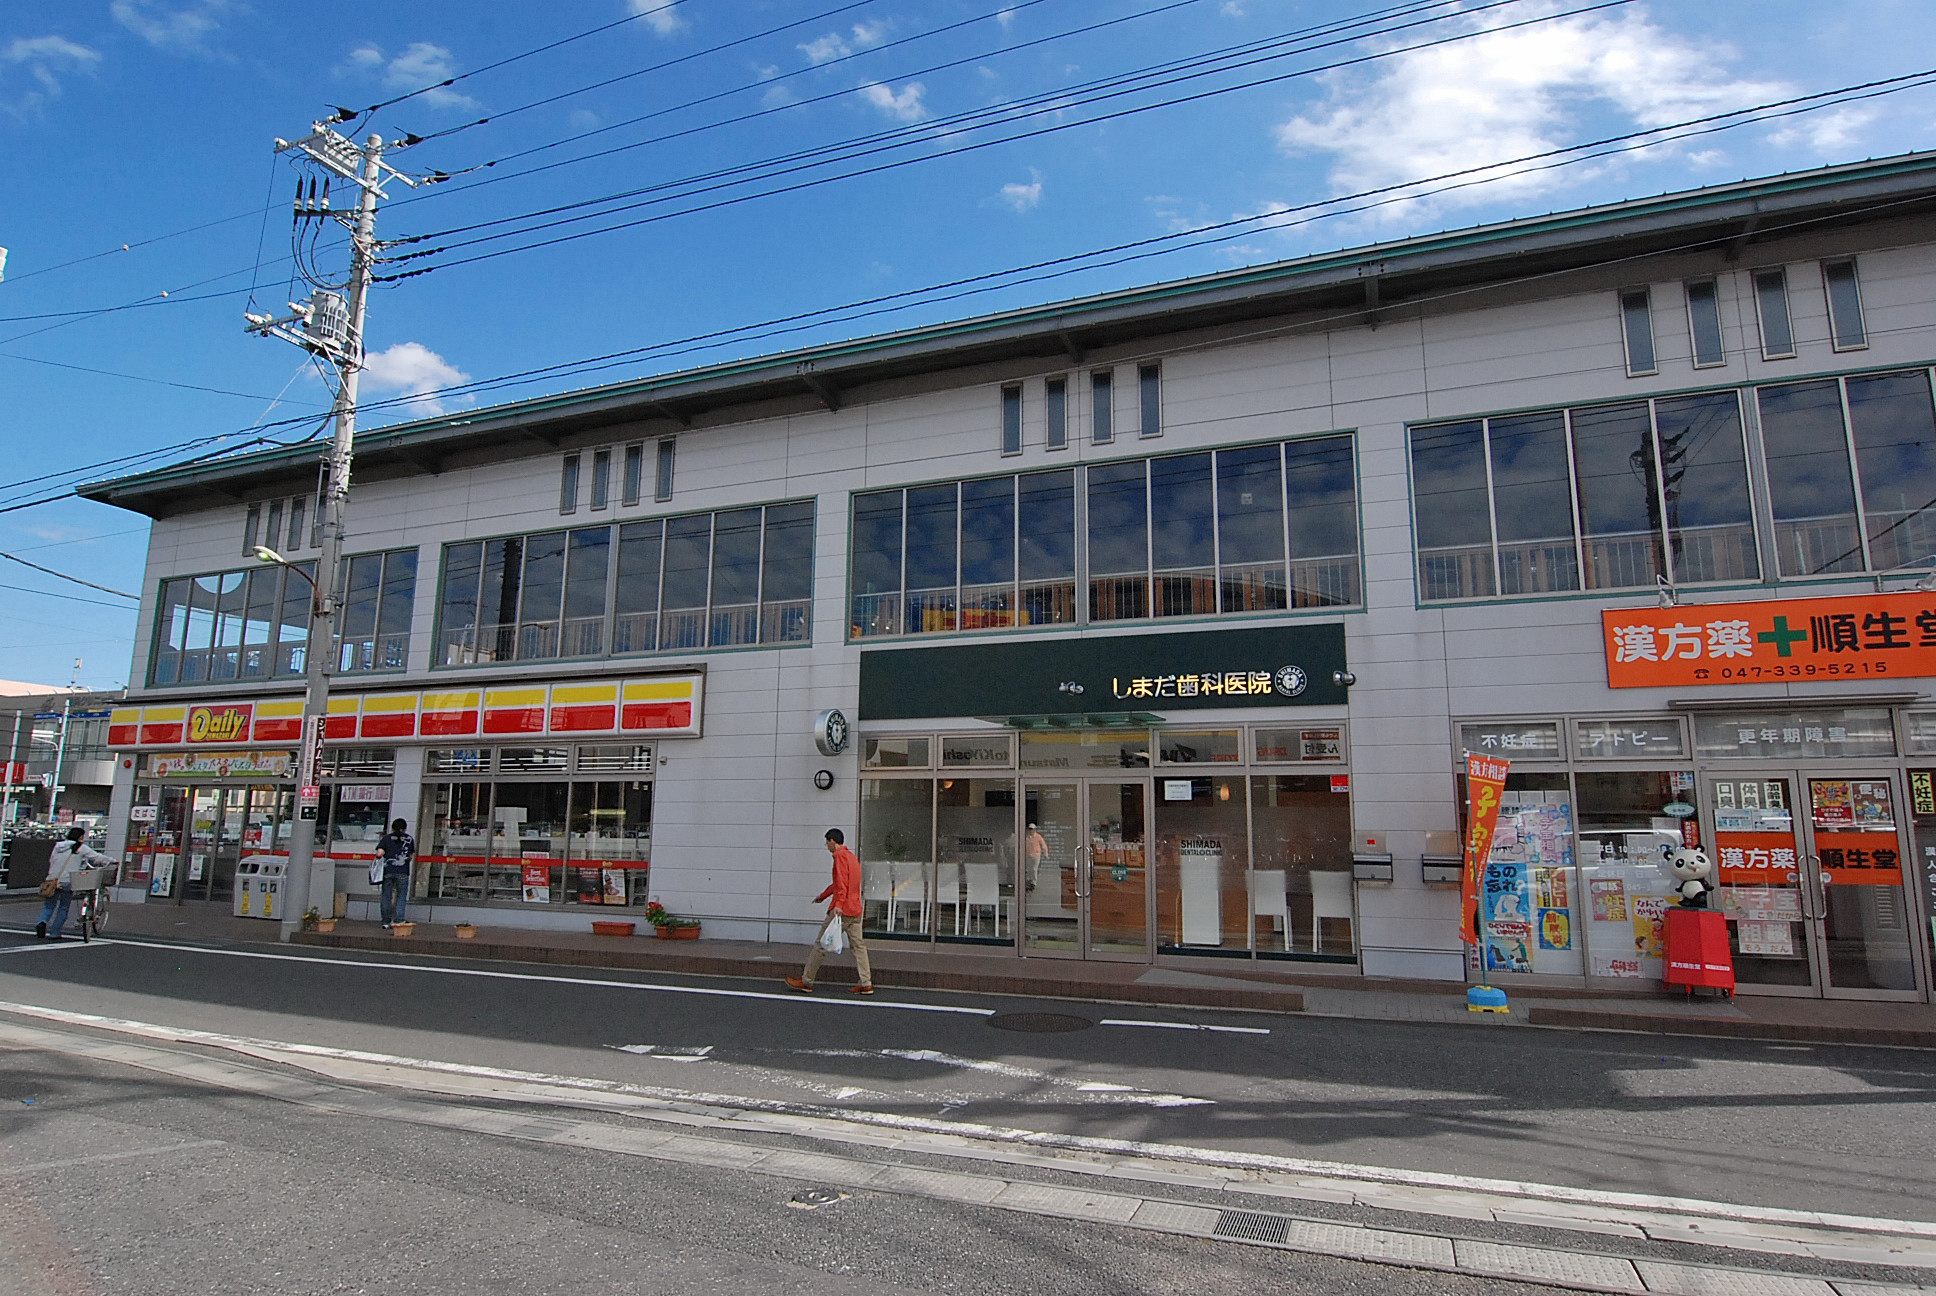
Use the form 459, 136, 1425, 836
0, 553, 137, 599
0, 581, 141, 612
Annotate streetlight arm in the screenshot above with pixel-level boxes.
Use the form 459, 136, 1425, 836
254, 547, 326, 615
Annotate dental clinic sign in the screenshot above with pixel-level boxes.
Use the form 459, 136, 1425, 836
1602, 592, 1936, 689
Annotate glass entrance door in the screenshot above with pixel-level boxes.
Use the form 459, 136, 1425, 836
1021, 779, 1151, 960
1703, 772, 1921, 998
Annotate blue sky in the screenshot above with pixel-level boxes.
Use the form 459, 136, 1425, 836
4, 0, 1936, 690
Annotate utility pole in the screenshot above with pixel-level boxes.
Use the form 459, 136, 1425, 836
45, 657, 80, 825
246, 120, 418, 940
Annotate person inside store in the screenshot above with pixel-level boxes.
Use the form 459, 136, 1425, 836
37, 826, 113, 940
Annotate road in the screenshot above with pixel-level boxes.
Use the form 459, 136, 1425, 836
4, 923, 1936, 1294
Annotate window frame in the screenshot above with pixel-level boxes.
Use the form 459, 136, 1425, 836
559, 453, 582, 515
1684, 278, 1727, 369
1822, 259, 1868, 352
590, 447, 612, 511
1619, 287, 1658, 377
622, 442, 644, 507
654, 438, 676, 503
1091, 369, 1114, 444
1752, 267, 1797, 361
1044, 376, 1068, 451
1137, 362, 1162, 438
1000, 383, 1023, 456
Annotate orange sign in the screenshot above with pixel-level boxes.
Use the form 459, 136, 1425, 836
1712, 832, 1800, 884
1602, 591, 1936, 689
185, 703, 253, 744
1816, 832, 1904, 886
1461, 753, 1510, 946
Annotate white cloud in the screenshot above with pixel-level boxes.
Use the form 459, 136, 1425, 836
1769, 106, 1877, 153
996, 8, 1017, 29
1000, 169, 1043, 212
858, 81, 926, 122
568, 108, 599, 131
2, 35, 100, 114
801, 21, 889, 65
1276, 4, 1788, 214
110, 0, 237, 51
628, 0, 687, 37
342, 42, 477, 110
1219, 2, 1246, 15
361, 342, 472, 415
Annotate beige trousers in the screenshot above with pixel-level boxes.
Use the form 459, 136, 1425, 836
801, 913, 871, 986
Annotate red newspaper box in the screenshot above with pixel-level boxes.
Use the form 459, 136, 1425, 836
1664, 907, 1735, 996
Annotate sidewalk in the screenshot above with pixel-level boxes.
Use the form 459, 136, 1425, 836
19, 895, 1936, 1047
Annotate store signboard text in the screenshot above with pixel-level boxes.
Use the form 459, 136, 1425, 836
1602, 592, 1936, 688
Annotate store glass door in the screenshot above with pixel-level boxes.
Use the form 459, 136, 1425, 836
1021, 779, 1151, 960
1703, 772, 1920, 998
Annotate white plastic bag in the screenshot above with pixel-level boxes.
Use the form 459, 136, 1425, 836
818, 917, 847, 954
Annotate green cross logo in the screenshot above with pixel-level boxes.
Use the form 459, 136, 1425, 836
1757, 616, 1807, 657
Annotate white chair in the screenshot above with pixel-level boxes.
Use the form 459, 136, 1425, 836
890, 862, 929, 933
1310, 870, 1354, 952
934, 860, 964, 935
965, 862, 1003, 937
862, 862, 893, 929
1251, 869, 1290, 952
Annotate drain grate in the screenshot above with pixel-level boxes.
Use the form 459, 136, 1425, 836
986, 1012, 1095, 1033
1213, 1210, 1291, 1245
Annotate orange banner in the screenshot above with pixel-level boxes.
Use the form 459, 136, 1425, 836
1602, 591, 1936, 689
1712, 832, 1801, 884
1461, 753, 1510, 946
1815, 832, 1905, 886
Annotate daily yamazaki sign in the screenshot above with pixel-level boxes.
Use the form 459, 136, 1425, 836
186, 703, 253, 743
1603, 592, 1936, 689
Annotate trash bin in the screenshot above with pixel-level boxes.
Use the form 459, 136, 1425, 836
233, 855, 286, 920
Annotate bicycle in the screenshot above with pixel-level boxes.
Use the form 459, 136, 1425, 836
69, 864, 116, 943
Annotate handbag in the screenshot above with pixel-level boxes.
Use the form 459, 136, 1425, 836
38, 878, 58, 898
818, 915, 847, 955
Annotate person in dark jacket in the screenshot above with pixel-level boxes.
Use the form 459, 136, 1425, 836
376, 818, 416, 929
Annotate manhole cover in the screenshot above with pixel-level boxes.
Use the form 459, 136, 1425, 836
986, 1012, 1094, 1033
788, 1187, 847, 1210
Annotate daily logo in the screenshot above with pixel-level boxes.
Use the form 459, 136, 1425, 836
186, 704, 253, 743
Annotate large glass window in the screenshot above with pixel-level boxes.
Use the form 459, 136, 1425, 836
1154, 775, 1250, 953
1761, 370, 1936, 577
1411, 393, 1759, 600
1249, 774, 1355, 958
150, 560, 325, 686
437, 502, 813, 665
334, 548, 418, 673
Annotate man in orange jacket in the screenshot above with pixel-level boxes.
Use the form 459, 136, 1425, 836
787, 828, 873, 994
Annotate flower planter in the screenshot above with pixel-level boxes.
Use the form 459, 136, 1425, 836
314, 918, 337, 934
654, 924, 700, 940
453, 923, 478, 939
591, 920, 637, 937
391, 921, 415, 937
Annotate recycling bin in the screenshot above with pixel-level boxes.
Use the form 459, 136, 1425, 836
233, 855, 286, 920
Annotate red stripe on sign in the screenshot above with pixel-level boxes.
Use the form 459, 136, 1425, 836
419, 710, 479, 737
324, 715, 357, 740
140, 723, 184, 744
108, 724, 138, 746
253, 718, 302, 742
360, 713, 416, 739
549, 703, 617, 733
620, 701, 691, 730
483, 707, 545, 734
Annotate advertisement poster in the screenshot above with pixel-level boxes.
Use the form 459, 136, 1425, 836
1590, 877, 1628, 922
1592, 954, 1644, 979
1460, 754, 1511, 944
1812, 780, 1855, 829
1485, 922, 1532, 972
1484, 858, 1529, 923
1537, 908, 1573, 951
188, 853, 206, 882
1535, 867, 1571, 911
1736, 920, 1797, 956
603, 868, 628, 904
1853, 781, 1894, 829
521, 863, 551, 904
149, 855, 175, 897
1631, 894, 1670, 959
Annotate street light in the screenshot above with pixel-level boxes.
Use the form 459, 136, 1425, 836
253, 544, 333, 938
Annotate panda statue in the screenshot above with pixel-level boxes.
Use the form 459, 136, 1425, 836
1663, 844, 1713, 909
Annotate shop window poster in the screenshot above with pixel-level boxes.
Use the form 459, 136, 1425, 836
1537, 908, 1572, 951
1812, 780, 1855, 829
521, 863, 551, 904
1737, 920, 1797, 956
1631, 893, 1670, 960
1589, 877, 1628, 922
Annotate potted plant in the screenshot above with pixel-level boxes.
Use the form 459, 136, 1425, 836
453, 922, 478, 939
299, 909, 319, 932
315, 916, 338, 933
391, 920, 415, 937
644, 901, 701, 940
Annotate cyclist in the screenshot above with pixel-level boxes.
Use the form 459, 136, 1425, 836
37, 826, 113, 940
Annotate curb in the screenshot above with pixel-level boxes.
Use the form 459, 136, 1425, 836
290, 932, 1306, 1014
1526, 1006, 1936, 1049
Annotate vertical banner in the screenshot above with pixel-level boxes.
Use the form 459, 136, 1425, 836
1461, 753, 1512, 945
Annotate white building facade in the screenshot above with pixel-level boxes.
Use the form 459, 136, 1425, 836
87, 154, 1936, 1001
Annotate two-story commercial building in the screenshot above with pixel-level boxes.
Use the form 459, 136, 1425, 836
82, 152, 1936, 1002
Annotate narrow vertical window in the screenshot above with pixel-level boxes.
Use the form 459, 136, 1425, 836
1619, 289, 1656, 376
1090, 370, 1113, 443
243, 505, 261, 555
1001, 384, 1023, 455
590, 448, 612, 510
654, 437, 676, 502
1823, 260, 1867, 350
622, 442, 644, 506
286, 497, 305, 552
1685, 279, 1725, 367
559, 453, 581, 514
1045, 377, 1067, 450
1137, 362, 1161, 437
264, 500, 284, 554
1754, 268, 1795, 359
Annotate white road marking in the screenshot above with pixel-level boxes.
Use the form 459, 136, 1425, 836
608, 1044, 712, 1062
0, 1139, 226, 1179
1099, 1019, 1269, 1035
0, 939, 101, 955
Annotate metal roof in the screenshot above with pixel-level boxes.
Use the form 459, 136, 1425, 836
81, 150, 1936, 519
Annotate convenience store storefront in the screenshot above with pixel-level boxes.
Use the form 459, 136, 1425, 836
1467, 591, 1936, 1001
854, 622, 1363, 965
111, 673, 700, 915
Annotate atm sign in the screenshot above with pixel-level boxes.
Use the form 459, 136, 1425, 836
186, 703, 253, 744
